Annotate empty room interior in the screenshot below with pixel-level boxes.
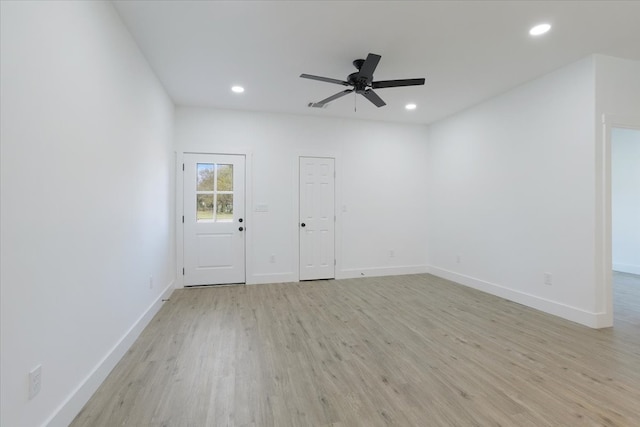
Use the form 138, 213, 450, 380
2, 1, 640, 426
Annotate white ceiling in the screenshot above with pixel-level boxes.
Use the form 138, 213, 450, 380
113, 1, 640, 125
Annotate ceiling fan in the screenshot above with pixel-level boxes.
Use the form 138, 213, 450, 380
300, 53, 425, 108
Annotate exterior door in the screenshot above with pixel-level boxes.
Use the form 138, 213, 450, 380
183, 153, 245, 286
299, 157, 335, 280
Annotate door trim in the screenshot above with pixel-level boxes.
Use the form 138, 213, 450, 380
294, 151, 341, 281
176, 150, 253, 288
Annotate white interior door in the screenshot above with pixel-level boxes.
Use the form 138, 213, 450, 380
183, 153, 245, 286
299, 157, 335, 280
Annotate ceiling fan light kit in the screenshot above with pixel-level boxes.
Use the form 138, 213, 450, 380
300, 53, 425, 109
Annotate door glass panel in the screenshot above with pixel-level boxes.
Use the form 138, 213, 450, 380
197, 164, 215, 191
217, 164, 233, 191
195, 163, 234, 222
196, 194, 214, 221
217, 194, 233, 222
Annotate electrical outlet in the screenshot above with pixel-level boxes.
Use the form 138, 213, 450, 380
29, 365, 41, 399
270, 254, 276, 263
544, 273, 553, 286
389, 249, 395, 258
149, 276, 154, 289
456, 255, 461, 264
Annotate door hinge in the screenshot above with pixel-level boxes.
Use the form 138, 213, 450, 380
182, 268, 185, 275
334, 215, 336, 221
182, 215, 184, 223
182, 163, 185, 171
334, 259, 336, 266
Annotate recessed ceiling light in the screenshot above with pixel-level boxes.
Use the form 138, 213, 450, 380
405, 103, 417, 110
529, 23, 551, 36
231, 86, 244, 93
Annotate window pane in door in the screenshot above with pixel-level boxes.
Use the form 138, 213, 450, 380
217, 164, 233, 191
197, 164, 215, 191
196, 194, 214, 221
216, 194, 233, 222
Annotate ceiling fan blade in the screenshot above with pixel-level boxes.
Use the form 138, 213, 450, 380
361, 89, 386, 107
300, 74, 350, 86
309, 89, 354, 107
358, 53, 381, 83
372, 78, 426, 89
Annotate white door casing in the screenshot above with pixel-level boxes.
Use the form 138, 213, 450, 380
183, 153, 245, 285
299, 157, 335, 280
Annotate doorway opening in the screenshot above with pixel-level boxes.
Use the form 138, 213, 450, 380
610, 126, 640, 324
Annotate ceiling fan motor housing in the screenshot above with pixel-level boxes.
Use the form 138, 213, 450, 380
348, 72, 370, 92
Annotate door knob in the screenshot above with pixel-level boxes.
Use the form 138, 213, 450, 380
239, 226, 244, 231
301, 223, 306, 227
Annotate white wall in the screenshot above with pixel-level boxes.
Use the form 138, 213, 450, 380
426, 57, 601, 326
0, 2, 175, 426
595, 55, 640, 118
175, 108, 429, 284
611, 128, 640, 275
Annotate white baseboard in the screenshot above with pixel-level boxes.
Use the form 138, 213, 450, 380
45, 281, 175, 427
613, 263, 640, 276
339, 264, 428, 280
248, 272, 297, 285
427, 266, 607, 329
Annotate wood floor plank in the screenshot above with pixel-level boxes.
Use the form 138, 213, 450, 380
71, 273, 640, 426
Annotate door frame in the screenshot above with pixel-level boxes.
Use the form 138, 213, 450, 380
293, 151, 342, 281
597, 115, 640, 326
176, 150, 253, 288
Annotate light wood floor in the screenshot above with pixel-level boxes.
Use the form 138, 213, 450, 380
71, 273, 640, 426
